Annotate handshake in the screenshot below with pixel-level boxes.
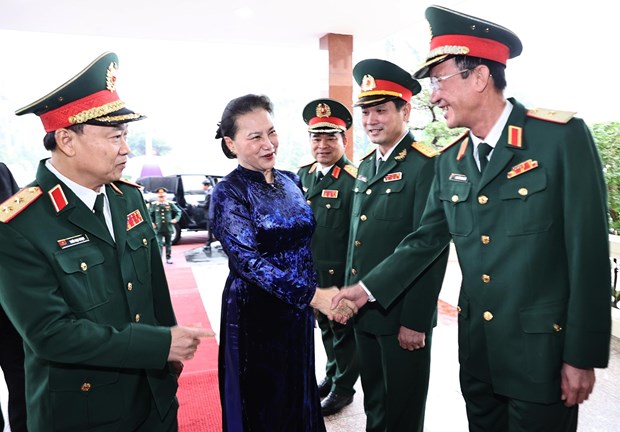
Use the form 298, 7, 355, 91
310, 285, 367, 324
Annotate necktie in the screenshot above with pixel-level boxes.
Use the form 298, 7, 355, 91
478, 143, 493, 173
315, 171, 324, 185
376, 158, 384, 175
93, 194, 106, 226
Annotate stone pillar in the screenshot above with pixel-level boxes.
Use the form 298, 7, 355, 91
320, 33, 354, 161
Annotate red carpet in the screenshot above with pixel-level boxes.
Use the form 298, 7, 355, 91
163, 234, 459, 431
164, 237, 222, 431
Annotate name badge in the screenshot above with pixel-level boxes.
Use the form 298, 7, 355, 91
57, 234, 90, 249
449, 173, 468, 183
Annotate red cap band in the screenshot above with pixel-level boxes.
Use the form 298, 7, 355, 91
358, 79, 413, 102
430, 34, 510, 65
309, 116, 346, 127
39, 90, 122, 132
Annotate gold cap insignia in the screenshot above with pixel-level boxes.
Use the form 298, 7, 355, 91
316, 103, 331, 118
361, 74, 377, 92
106, 61, 118, 92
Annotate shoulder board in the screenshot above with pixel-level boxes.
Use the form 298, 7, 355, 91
116, 178, 142, 188
440, 130, 469, 153
343, 164, 358, 178
0, 187, 43, 223
298, 160, 316, 169
360, 148, 375, 161
411, 141, 440, 158
527, 108, 576, 124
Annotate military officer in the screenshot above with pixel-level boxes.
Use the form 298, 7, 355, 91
0, 52, 211, 431
297, 98, 359, 416
333, 6, 611, 432
150, 187, 181, 264
344, 59, 449, 432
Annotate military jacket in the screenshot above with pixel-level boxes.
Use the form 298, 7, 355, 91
346, 131, 449, 335
297, 155, 357, 288
150, 199, 181, 234
362, 99, 611, 404
0, 159, 178, 431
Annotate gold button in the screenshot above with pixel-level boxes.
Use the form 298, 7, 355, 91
354, 187, 359, 193
518, 188, 528, 196
326, 204, 331, 209
127, 282, 133, 291
360, 215, 367, 221
483, 311, 493, 321
351, 268, 357, 276
307, 200, 312, 205
366, 189, 372, 195
478, 195, 489, 204
354, 240, 361, 247
386, 188, 392, 194
456, 306, 462, 313
481, 235, 490, 245
142, 238, 148, 246
328, 269, 335, 275
482, 274, 491, 283
135, 314, 141, 322
80, 262, 87, 271
81, 383, 91, 392
553, 323, 562, 333
451, 195, 459, 203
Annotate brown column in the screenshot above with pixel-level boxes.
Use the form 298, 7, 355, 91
320, 33, 354, 161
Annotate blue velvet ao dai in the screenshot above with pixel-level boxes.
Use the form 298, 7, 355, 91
210, 165, 326, 432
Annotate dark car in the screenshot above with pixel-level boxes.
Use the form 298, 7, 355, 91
137, 174, 223, 244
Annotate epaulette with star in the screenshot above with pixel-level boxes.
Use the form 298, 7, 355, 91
298, 160, 317, 169
0, 186, 43, 223
527, 108, 576, 124
343, 164, 358, 178
116, 178, 142, 188
360, 148, 375, 161
411, 141, 440, 158
440, 130, 469, 153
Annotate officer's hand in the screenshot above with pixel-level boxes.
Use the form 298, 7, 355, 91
171, 219, 177, 224
310, 287, 339, 320
168, 326, 214, 362
561, 363, 595, 407
398, 326, 426, 351
331, 283, 368, 324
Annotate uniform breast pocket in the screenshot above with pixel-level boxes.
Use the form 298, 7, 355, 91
499, 169, 551, 236
314, 198, 344, 228
54, 245, 109, 312
50, 367, 122, 430
372, 180, 407, 221
127, 226, 155, 284
439, 182, 473, 236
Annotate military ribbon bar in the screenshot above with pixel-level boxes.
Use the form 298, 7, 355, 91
507, 159, 538, 179
126, 209, 144, 230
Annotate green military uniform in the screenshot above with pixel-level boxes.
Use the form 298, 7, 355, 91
0, 51, 180, 431
346, 59, 449, 432
364, 98, 611, 431
150, 192, 181, 260
360, 6, 611, 432
297, 98, 359, 411
0, 162, 179, 431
